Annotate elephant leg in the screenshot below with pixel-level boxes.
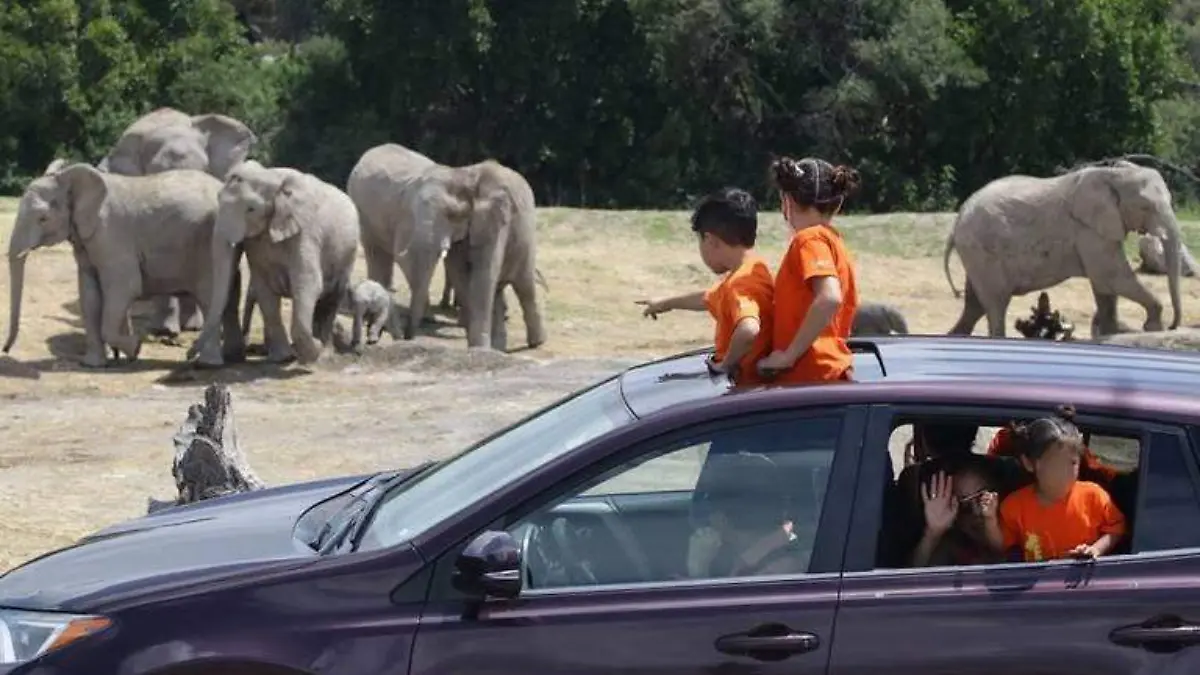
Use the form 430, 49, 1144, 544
147, 296, 182, 338
491, 286, 509, 352
312, 289, 340, 349
984, 295, 1012, 338
364, 240, 395, 292
1090, 289, 1121, 338
254, 284, 293, 364
1081, 240, 1163, 332
77, 270, 107, 368
947, 281, 986, 336
512, 267, 546, 349
179, 295, 204, 331
100, 286, 141, 364
402, 251, 437, 340
290, 291, 321, 364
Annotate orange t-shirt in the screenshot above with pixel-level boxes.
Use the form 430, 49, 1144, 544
704, 254, 774, 386
770, 224, 859, 384
987, 428, 1119, 484
999, 481, 1126, 562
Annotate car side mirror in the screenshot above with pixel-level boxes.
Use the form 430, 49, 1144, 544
452, 530, 523, 599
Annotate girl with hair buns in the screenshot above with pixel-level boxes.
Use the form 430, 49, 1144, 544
757, 156, 861, 383
984, 404, 1127, 562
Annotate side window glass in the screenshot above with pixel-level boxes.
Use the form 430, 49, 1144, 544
509, 415, 842, 590
1134, 431, 1200, 553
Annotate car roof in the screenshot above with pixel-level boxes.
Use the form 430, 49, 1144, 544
617, 335, 1200, 420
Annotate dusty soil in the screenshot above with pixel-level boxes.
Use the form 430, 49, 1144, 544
1, 201, 1198, 570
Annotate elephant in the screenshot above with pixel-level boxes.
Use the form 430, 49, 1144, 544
1137, 232, 1199, 278
942, 162, 1184, 339
3, 163, 244, 367
348, 143, 546, 351
98, 107, 258, 339
851, 302, 910, 336
189, 160, 359, 367
346, 279, 397, 351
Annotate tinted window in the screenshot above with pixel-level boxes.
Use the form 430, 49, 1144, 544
357, 377, 634, 551
1133, 431, 1200, 553
510, 415, 843, 590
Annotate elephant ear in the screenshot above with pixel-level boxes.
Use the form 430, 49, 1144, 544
192, 114, 257, 180
55, 164, 108, 242
1068, 169, 1127, 245
269, 175, 309, 243
43, 159, 69, 176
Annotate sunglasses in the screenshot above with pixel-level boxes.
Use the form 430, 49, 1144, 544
957, 488, 987, 504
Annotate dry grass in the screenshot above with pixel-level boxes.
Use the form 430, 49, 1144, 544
1, 199, 1199, 570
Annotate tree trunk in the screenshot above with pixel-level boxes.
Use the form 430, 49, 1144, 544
146, 383, 265, 514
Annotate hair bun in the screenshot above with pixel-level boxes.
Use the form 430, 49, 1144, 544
831, 165, 862, 197
1055, 403, 1077, 423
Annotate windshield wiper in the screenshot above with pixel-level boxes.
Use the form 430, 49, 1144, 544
308, 460, 438, 554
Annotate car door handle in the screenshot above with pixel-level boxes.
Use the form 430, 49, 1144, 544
1110, 623, 1200, 648
714, 626, 820, 661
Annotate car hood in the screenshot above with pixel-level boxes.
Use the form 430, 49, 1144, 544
0, 472, 376, 612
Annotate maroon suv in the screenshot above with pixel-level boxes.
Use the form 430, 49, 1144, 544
2, 336, 1200, 675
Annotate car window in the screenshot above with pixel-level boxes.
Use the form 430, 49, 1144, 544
1133, 431, 1200, 553
876, 413, 1146, 570
356, 376, 634, 552
510, 415, 842, 591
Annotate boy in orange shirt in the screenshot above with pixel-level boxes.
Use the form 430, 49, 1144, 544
637, 187, 773, 387
982, 405, 1127, 562
756, 157, 860, 384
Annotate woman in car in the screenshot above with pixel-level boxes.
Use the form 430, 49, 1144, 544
911, 456, 1003, 567
687, 451, 805, 578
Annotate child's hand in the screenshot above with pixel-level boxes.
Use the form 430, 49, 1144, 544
976, 491, 999, 520
636, 299, 668, 320
922, 472, 958, 535
757, 350, 795, 376
1069, 543, 1100, 559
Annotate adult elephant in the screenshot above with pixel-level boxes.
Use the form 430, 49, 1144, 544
3, 162, 244, 367
99, 107, 258, 339
348, 143, 546, 350
189, 161, 359, 367
943, 162, 1183, 338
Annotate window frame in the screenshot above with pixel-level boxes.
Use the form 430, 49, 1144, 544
426, 404, 870, 600
844, 402, 1195, 578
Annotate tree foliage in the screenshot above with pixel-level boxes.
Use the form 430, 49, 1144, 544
0, 0, 1194, 211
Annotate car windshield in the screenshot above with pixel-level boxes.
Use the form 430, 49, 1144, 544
355, 375, 634, 552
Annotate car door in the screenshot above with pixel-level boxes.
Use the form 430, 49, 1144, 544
831, 403, 1200, 675
408, 406, 868, 675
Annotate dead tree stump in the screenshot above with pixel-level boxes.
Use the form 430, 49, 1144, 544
146, 383, 265, 514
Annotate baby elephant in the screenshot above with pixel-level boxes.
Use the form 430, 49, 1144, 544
347, 279, 395, 351
852, 302, 910, 336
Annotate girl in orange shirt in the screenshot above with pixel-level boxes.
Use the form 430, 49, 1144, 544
757, 157, 861, 384
982, 405, 1127, 562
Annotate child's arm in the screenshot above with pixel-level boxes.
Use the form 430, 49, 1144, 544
761, 276, 842, 370
711, 316, 760, 373
636, 291, 707, 319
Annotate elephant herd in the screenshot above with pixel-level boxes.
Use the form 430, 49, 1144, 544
2, 107, 547, 369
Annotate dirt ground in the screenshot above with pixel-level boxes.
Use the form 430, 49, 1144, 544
1, 200, 1198, 570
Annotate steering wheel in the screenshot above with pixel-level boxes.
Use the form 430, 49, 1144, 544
549, 517, 600, 586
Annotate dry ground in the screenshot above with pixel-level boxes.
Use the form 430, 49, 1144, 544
1, 200, 1198, 570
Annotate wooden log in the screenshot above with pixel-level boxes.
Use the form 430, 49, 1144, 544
146, 383, 265, 514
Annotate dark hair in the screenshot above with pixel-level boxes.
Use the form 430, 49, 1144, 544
914, 421, 979, 459
690, 187, 759, 247
705, 452, 790, 534
770, 156, 861, 215
1008, 404, 1085, 461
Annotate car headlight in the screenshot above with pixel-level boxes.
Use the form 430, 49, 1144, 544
0, 609, 111, 665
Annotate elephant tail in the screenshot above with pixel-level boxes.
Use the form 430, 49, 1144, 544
535, 268, 549, 293
942, 229, 961, 299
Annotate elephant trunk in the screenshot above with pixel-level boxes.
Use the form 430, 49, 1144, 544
1163, 215, 1183, 330
4, 202, 42, 353
192, 231, 240, 363
3, 255, 26, 353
